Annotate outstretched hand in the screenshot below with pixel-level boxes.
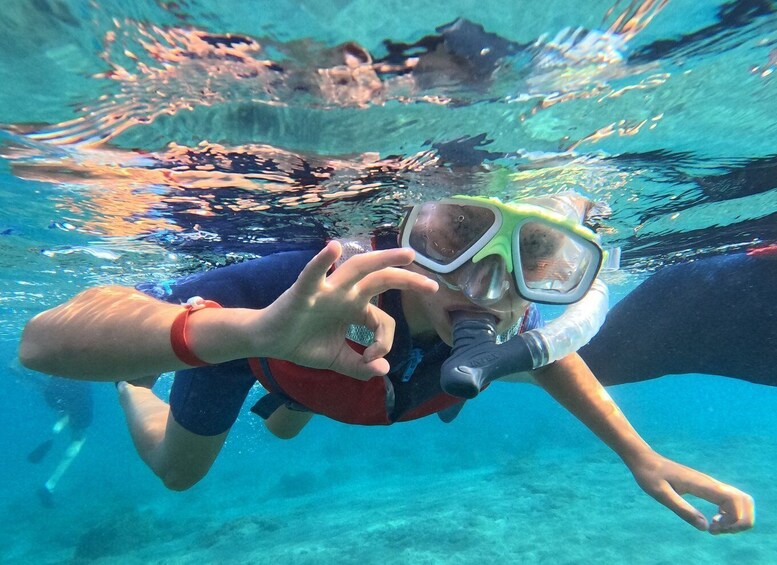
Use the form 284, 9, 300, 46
256, 240, 438, 380
630, 452, 755, 534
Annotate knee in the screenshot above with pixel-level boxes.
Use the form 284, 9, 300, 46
149, 421, 224, 491
265, 419, 304, 440
160, 468, 206, 491
156, 459, 211, 491
264, 408, 313, 439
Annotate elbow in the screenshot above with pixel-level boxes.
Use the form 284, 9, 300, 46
18, 319, 49, 373
18, 341, 36, 372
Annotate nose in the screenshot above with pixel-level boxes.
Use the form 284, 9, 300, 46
457, 255, 511, 306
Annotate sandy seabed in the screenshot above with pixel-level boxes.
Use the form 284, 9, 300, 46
4, 427, 775, 565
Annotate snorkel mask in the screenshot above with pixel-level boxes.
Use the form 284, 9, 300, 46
399, 194, 614, 401
399, 194, 605, 305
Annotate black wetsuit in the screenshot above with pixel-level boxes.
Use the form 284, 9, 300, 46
43, 377, 93, 433
579, 251, 777, 386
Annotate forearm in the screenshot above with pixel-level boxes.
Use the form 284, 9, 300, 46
532, 353, 653, 468
19, 286, 263, 380
19, 245, 439, 383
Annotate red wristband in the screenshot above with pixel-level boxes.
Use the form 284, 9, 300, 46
170, 297, 222, 367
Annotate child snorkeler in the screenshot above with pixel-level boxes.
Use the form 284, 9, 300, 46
19, 193, 754, 535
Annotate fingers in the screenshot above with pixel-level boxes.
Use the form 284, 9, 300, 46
677, 474, 755, 534
295, 241, 342, 294
331, 303, 398, 376
329, 341, 390, 380
301, 246, 437, 300
650, 484, 709, 531
708, 491, 756, 535
709, 511, 752, 535
357, 267, 439, 297
328, 247, 418, 288
655, 471, 755, 534
361, 303, 395, 362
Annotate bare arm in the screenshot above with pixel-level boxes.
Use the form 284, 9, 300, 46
19, 242, 438, 381
19, 285, 257, 380
531, 353, 754, 535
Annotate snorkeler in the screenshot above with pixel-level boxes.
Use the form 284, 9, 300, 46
579, 245, 777, 386
18, 194, 754, 535
26, 376, 93, 507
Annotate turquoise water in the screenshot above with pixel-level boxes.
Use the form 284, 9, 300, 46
2, 0, 777, 562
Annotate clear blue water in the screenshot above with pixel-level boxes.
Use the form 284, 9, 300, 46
1, 0, 776, 562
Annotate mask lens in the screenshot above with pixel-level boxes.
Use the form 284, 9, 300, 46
407, 202, 496, 266
517, 220, 597, 296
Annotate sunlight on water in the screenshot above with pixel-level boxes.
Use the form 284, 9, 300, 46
1, 0, 775, 344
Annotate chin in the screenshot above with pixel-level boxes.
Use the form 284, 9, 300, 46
432, 319, 454, 346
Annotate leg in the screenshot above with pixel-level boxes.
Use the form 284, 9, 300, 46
36, 423, 86, 506
580, 253, 777, 386
28, 413, 70, 465
43, 436, 86, 492
264, 405, 313, 439
52, 414, 69, 434
117, 381, 227, 490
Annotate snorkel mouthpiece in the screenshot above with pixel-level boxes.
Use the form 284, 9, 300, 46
440, 279, 611, 399
440, 311, 536, 399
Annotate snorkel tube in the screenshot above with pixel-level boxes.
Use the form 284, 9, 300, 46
440, 278, 609, 399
